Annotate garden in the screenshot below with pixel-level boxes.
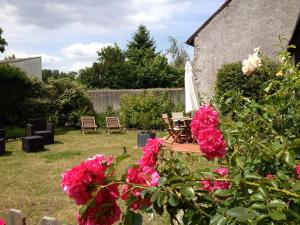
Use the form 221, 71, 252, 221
1, 40, 300, 225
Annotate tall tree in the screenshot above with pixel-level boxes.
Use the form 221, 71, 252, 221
166, 36, 189, 69
0, 28, 7, 53
125, 25, 173, 88
78, 43, 132, 89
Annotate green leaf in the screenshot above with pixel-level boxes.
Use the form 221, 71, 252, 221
214, 190, 232, 197
268, 199, 287, 208
258, 186, 268, 198
181, 187, 195, 199
157, 193, 166, 207
124, 211, 143, 225
79, 199, 94, 217
233, 174, 241, 185
210, 214, 227, 225
250, 203, 267, 210
269, 210, 286, 220
284, 150, 296, 167
292, 181, 300, 191
168, 194, 179, 207
227, 207, 258, 222
150, 191, 159, 203
158, 177, 167, 186
276, 170, 290, 180
245, 173, 263, 180
250, 193, 265, 202
140, 189, 148, 199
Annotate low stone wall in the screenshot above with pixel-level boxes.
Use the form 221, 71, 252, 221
88, 88, 184, 113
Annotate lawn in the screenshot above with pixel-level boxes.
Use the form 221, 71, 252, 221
0, 129, 171, 225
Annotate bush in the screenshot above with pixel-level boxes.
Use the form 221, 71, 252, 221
119, 92, 178, 130
94, 106, 119, 129
0, 64, 32, 126
215, 60, 277, 114
45, 78, 92, 127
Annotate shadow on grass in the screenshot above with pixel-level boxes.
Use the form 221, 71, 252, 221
53, 140, 63, 144
0, 151, 13, 156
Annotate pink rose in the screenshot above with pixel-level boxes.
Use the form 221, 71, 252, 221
213, 167, 228, 176
296, 165, 300, 179
0, 218, 6, 225
197, 127, 226, 160
266, 173, 274, 180
191, 105, 219, 137
201, 180, 213, 192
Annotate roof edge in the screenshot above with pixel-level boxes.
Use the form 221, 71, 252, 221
186, 0, 232, 46
0, 56, 41, 64
288, 11, 300, 46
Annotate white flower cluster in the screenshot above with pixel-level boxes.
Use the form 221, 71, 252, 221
242, 47, 262, 76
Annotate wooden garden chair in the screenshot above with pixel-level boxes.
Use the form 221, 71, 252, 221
81, 116, 98, 134
106, 117, 123, 134
162, 114, 183, 144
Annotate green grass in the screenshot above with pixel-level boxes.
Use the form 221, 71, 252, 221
0, 129, 173, 225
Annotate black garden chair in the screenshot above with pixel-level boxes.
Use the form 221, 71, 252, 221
26, 118, 54, 144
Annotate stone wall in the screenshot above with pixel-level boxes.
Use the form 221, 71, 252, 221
193, 0, 300, 100
89, 88, 184, 113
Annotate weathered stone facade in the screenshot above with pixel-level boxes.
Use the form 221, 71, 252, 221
0, 57, 42, 80
188, 0, 300, 100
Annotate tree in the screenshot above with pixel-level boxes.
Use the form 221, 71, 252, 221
125, 25, 184, 88
42, 69, 76, 83
166, 36, 189, 69
4, 54, 16, 60
78, 43, 132, 89
0, 28, 7, 53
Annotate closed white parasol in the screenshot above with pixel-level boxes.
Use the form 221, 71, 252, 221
184, 61, 199, 113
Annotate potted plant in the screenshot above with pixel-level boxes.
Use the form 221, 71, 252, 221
137, 112, 156, 147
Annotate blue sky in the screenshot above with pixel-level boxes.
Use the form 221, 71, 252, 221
0, 0, 224, 71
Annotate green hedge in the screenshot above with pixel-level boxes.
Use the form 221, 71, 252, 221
0, 64, 32, 126
46, 78, 92, 127
119, 92, 183, 130
215, 60, 277, 114
0, 64, 92, 128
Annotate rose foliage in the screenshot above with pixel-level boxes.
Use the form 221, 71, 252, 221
62, 46, 300, 224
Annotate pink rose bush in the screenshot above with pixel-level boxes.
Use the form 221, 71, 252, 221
201, 167, 230, 192
191, 105, 227, 159
61, 138, 163, 224
123, 138, 162, 209
0, 218, 5, 225
61, 155, 120, 225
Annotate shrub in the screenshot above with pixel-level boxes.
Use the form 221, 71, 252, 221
119, 92, 177, 130
215, 59, 277, 114
45, 78, 92, 127
94, 106, 119, 129
0, 64, 32, 126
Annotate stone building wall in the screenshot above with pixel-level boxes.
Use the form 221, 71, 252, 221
89, 88, 184, 113
0, 57, 42, 80
192, 0, 300, 100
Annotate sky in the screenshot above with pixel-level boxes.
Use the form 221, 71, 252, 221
0, 0, 224, 72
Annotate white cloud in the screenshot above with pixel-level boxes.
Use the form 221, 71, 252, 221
61, 42, 113, 71
0, 0, 224, 71
61, 42, 113, 60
